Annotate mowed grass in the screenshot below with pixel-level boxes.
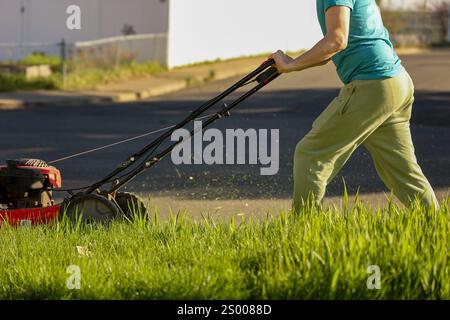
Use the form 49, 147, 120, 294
0, 197, 449, 300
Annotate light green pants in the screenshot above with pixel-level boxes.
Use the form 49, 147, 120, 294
293, 70, 439, 211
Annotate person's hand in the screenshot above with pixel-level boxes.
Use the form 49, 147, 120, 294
268, 50, 294, 73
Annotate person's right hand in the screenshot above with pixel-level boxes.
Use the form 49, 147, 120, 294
268, 50, 294, 74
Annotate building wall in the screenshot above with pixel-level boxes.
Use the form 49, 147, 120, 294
167, 0, 322, 67
0, 0, 168, 44
1, 0, 323, 66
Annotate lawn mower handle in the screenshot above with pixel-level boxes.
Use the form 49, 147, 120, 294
83, 59, 280, 195
256, 66, 279, 85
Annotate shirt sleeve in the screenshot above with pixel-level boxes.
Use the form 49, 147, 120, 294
324, 0, 354, 11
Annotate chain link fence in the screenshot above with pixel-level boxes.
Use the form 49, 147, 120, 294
0, 33, 168, 87
382, 10, 448, 46
380, 1, 450, 47
69, 33, 167, 66
0, 42, 62, 62
0, 33, 167, 64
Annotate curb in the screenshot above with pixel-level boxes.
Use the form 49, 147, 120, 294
117, 66, 252, 103
137, 79, 187, 100
0, 97, 100, 109
96, 79, 188, 103
0, 66, 252, 109
0, 99, 25, 110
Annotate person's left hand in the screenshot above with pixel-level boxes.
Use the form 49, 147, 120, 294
268, 50, 294, 73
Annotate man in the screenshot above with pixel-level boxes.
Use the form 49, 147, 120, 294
269, 0, 439, 211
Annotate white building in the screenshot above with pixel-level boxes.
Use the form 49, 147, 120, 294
0, 0, 322, 67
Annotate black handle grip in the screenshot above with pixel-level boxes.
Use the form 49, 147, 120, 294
260, 58, 275, 69
256, 66, 279, 84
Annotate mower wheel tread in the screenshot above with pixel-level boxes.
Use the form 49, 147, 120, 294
113, 192, 147, 219
62, 193, 120, 224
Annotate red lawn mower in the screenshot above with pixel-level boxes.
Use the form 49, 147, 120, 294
0, 60, 279, 226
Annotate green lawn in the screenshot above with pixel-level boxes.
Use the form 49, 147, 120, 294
0, 198, 449, 300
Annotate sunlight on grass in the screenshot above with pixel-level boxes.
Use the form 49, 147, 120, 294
0, 197, 448, 299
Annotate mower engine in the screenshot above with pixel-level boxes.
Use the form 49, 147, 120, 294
0, 159, 61, 210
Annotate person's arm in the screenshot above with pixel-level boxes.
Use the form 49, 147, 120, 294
269, 6, 351, 73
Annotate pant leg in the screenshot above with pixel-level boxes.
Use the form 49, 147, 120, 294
293, 77, 399, 212
362, 95, 439, 210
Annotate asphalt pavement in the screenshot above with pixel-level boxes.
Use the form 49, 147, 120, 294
1, 51, 449, 205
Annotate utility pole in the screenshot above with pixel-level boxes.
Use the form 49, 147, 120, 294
19, 0, 26, 57
448, 2, 450, 42
98, 0, 103, 38
60, 39, 67, 88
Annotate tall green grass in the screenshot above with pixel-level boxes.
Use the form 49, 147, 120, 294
63, 61, 165, 90
0, 53, 61, 92
17, 53, 62, 71
0, 74, 59, 92
0, 198, 448, 300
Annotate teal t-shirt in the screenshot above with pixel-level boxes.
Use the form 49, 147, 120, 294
316, 0, 404, 84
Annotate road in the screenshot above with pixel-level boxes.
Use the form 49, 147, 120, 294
0, 51, 449, 213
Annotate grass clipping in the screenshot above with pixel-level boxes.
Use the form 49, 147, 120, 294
0, 197, 449, 299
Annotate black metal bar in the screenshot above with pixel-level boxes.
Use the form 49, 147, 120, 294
107, 71, 280, 193
84, 60, 275, 195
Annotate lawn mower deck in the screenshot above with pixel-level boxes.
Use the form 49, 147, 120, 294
0, 159, 62, 226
